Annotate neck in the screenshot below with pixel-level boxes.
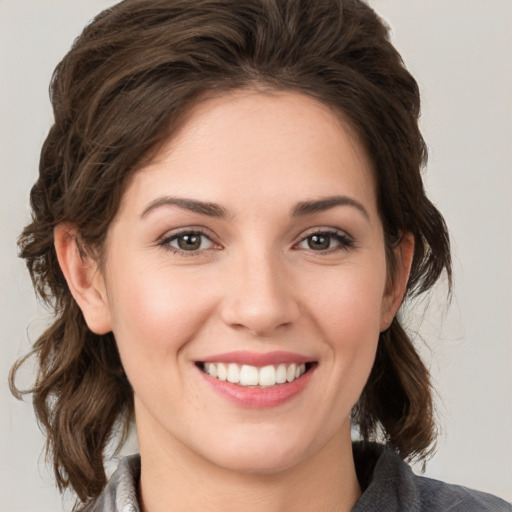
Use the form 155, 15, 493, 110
137, 420, 361, 512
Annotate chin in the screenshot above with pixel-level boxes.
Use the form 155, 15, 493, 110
192, 423, 327, 476
208, 444, 307, 476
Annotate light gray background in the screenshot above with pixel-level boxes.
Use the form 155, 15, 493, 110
1, 1, 511, 510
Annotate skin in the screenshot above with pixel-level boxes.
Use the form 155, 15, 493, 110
55, 89, 413, 512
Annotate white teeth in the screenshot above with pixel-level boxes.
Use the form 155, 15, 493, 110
217, 363, 227, 381
259, 365, 276, 387
227, 363, 240, 383
276, 364, 287, 384
240, 365, 259, 386
202, 361, 309, 387
205, 362, 217, 378
286, 363, 297, 382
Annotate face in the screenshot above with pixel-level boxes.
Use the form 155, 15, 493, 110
90, 90, 403, 474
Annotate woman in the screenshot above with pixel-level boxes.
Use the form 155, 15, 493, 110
9, 0, 510, 511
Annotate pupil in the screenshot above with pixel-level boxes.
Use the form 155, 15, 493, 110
178, 234, 201, 250
308, 234, 330, 250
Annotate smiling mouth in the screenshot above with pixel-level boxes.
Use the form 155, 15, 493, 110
197, 362, 315, 387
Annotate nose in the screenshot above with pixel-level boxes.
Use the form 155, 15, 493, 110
220, 250, 301, 337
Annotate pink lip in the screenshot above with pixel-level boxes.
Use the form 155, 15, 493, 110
199, 350, 313, 366
198, 365, 315, 408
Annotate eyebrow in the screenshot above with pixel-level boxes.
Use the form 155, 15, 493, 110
291, 195, 369, 220
141, 194, 369, 220
141, 196, 228, 218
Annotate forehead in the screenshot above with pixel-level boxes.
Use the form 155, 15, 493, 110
119, 89, 377, 220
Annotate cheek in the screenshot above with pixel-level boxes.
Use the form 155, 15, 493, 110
105, 261, 215, 368
320, 285, 382, 373
307, 261, 387, 339
302, 258, 387, 388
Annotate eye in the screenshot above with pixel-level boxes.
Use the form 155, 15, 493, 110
296, 230, 353, 252
161, 230, 215, 254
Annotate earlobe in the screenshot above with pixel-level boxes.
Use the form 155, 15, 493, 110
380, 232, 415, 332
54, 224, 112, 335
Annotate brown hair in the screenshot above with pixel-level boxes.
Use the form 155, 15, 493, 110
10, 0, 451, 506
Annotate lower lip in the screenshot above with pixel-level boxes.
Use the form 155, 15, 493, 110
198, 366, 315, 408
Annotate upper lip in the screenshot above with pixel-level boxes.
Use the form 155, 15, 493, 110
198, 350, 314, 366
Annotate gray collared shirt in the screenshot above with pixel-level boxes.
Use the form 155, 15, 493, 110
83, 444, 511, 511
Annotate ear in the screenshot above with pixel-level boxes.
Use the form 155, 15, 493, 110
54, 224, 112, 334
380, 232, 414, 332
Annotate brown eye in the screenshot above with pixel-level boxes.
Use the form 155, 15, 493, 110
164, 231, 214, 253
297, 230, 354, 252
307, 234, 331, 251
177, 234, 202, 251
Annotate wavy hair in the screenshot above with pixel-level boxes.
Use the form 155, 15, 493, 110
10, 0, 451, 506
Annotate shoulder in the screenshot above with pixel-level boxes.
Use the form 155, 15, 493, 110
352, 442, 511, 512
80, 455, 141, 512
412, 474, 511, 511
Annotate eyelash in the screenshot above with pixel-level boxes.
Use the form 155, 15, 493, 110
158, 228, 218, 257
295, 229, 354, 253
158, 228, 354, 256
